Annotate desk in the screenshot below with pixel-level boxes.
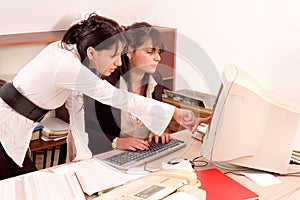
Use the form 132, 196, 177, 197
29, 138, 67, 169
96, 131, 300, 200
4, 130, 300, 200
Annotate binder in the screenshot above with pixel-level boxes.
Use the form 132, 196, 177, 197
196, 168, 259, 200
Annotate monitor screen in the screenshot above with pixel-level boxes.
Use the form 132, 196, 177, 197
200, 65, 300, 174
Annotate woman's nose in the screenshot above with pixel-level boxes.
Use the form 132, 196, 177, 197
114, 56, 122, 66
154, 52, 161, 62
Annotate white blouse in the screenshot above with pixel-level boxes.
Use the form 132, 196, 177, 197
120, 75, 157, 139
0, 41, 175, 166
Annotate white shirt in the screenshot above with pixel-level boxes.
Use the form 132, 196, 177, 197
0, 41, 175, 166
120, 75, 157, 139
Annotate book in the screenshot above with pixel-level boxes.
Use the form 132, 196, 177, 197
0, 172, 86, 200
40, 117, 69, 140
196, 168, 259, 200
30, 130, 40, 141
30, 125, 44, 141
291, 150, 300, 164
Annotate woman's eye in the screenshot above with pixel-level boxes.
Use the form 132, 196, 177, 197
146, 48, 155, 53
111, 52, 120, 58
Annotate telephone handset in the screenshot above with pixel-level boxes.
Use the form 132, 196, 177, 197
148, 168, 199, 186
95, 169, 206, 200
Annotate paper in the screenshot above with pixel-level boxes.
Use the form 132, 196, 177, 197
241, 171, 281, 187
41, 135, 67, 141
40, 117, 69, 131
52, 158, 137, 196
24, 172, 85, 200
0, 173, 85, 200
164, 159, 194, 172
0, 178, 18, 200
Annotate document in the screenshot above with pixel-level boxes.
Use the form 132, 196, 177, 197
0, 172, 86, 200
52, 158, 139, 196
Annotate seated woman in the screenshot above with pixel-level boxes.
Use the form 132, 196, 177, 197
86, 22, 173, 154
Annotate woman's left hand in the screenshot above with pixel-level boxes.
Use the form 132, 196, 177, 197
148, 132, 172, 144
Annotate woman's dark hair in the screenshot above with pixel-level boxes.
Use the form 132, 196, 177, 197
121, 22, 164, 96
61, 13, 125, 64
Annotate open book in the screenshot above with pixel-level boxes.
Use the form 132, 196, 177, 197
0, 172, 86, 200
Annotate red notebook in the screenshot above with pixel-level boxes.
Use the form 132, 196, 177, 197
196, 168, 259, 200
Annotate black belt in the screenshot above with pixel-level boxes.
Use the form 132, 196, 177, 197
0, 83, 49, 122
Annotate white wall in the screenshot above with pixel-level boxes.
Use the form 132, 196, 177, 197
1, 0, 300, 105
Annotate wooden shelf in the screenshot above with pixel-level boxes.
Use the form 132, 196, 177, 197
0, 27, 176, 89
162, 92, 212, 133
0, 30, 66, 47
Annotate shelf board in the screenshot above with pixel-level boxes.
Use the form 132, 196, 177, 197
0, 73, 16, 82
162, 76, 174, 81
0, 30, 66, 47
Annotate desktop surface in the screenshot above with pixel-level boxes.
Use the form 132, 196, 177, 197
2, 130, 300, 200
95, 130, 195, 172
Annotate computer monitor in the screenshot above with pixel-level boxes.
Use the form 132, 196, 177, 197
201, 65, 300, 174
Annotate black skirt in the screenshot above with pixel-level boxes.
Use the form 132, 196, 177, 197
0, 142, 37, 180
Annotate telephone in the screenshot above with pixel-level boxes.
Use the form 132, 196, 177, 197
148, 168, 199, 186
95, 169, 206, 200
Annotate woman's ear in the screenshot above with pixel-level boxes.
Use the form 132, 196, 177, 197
87, 47, 95, 60
126, 52, 132, 59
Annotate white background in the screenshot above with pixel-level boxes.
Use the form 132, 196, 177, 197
1, 0, 300, 105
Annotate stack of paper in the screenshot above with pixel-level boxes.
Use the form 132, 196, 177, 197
0, 172, 86, 200
52, 158, 139, 196
40, 117, 69, 141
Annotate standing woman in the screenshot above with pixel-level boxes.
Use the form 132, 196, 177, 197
0, 14, 198, 180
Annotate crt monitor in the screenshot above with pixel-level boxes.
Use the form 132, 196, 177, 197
201, 65, 300, 174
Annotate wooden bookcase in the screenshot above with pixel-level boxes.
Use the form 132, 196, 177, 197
155, 27, 177, 90
0, 27, 176, 89
0, 30, 66, 47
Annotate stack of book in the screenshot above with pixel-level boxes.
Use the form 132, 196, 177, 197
40, 117, 69, 141
291, 136, 300, 164
31, 125, 44, 141
291, 150, 300, 164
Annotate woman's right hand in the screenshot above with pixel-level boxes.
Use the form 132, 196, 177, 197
116, 137, 150, 151
173, 108, 199, 133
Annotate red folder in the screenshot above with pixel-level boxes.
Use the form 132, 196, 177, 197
196, 168, 259, 200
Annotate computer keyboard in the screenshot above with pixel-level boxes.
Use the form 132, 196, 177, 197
102, 138, 186, 170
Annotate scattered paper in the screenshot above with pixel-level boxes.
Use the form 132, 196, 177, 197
164, 159, 194, 172
52, 158, 137, 196
240, 171, 281, 187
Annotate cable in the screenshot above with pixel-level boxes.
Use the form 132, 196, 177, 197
192, 156, 209, 168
